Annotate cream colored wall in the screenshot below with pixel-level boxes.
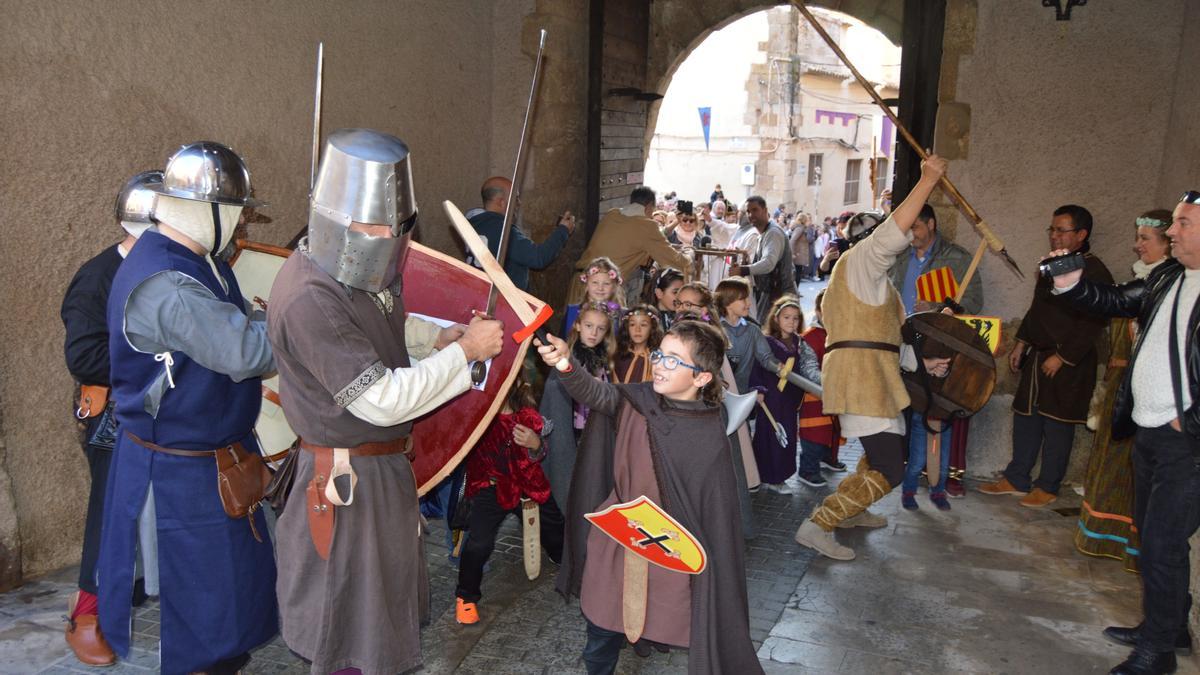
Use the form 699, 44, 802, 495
0, 0, 539, 582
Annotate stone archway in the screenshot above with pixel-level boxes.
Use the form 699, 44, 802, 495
644, 1, 903, 153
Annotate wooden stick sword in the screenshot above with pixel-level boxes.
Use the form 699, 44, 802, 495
791, 1, 1024, 282
444, 201, 564, 369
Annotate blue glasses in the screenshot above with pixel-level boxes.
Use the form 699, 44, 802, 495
1182, 190, 1200, 205
649, 350, 703, 373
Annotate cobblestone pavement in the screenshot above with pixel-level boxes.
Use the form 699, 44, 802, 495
6, 439, 1178, 674
11, 445, 834, 675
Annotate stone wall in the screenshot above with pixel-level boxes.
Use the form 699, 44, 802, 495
0, 0, 546, 584
936, 0, 1200, 486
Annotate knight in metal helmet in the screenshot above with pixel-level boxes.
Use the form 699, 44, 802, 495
114, 170, 162, 238
98, 141, 278, 673
306, 128, 418, 293
58, 168, 164, 667
268, 127, 503, 672
146, 141, 265, 258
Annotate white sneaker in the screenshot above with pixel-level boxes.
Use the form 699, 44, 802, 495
766, 482, 795, 495
836, 510, 888, 529
794, 520, 855, 560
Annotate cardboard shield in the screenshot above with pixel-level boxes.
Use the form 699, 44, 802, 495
229, 239, 542, 495
916, 266, 959, 304
585, 496, 707, 574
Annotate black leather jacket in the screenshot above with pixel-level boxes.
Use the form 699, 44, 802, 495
1060, 258, 1200, 440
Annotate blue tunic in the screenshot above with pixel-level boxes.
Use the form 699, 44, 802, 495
99, 231, 277, 674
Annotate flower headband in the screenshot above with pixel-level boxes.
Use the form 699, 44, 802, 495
580, 300, 621, 320
1135, 216, 1170, 228
581, 265, 622, 285
623, 307, 660, 324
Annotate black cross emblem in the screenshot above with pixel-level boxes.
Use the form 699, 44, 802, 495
635, 526, 673, 554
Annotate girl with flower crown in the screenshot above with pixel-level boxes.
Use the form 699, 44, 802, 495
613, 305, 664, 384
562, 257, 624, 336
540, 300, 617, 508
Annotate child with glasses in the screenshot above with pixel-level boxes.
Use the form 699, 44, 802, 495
535, 321, 762, 675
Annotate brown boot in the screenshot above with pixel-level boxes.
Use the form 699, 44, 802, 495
66, 593, 116, 667
1019, 487, 1057, 508
977, 477, 1028, 496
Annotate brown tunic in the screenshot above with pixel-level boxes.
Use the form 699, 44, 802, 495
580, 404, 693, 647
1013, 251, 1113, 422
267, 251, 428, 675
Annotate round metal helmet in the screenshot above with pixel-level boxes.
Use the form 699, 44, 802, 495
307, 128, 418, 292
115, 170, 163, 226
148, 141, 265, 208
846, 210, 887, 245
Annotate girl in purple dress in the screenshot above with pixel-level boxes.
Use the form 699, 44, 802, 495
749, 296, 821, 493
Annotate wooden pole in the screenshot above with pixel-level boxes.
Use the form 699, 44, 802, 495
791, 1, 1024, 279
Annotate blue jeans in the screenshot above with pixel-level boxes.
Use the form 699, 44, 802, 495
903, 411, 952, 494
798, 438, 830, 475
1132, 424, 1200, 653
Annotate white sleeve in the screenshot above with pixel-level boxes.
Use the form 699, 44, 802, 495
345, 343, 472, 425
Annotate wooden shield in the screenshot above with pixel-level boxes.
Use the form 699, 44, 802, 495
902, 311, 996, 420
228, 241, 297, 466
400, 242, 542, 495
229, 239, 541, 495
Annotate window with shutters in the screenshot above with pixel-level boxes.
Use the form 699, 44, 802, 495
844, 159, 862, 204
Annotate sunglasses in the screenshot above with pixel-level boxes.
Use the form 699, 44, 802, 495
1182, 191, 1200, 205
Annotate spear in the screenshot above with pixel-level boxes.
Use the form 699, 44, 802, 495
791, 1, 1024, 281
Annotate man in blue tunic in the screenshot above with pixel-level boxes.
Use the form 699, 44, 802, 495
99, 142, 277, 674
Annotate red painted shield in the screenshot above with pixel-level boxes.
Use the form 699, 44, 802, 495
230, 239, 542, 496
400, 242, 542, 495
585, 496, 707, 574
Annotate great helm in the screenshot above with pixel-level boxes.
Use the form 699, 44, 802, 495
307, 128, 418, 292
114, 170, 163, 238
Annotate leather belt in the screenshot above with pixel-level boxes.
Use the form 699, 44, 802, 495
826, 340, 900, 354
299, 437, 414, 460
300, 437, 413, 560
126, 431, 218, 457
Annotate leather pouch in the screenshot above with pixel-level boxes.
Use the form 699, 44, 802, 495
77, 385, 109, 419
264, 445, 299, 514
215, 442, 272, 521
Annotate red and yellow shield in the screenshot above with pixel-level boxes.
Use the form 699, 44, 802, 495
585, 496, 707, 574
916, 266, 959, 304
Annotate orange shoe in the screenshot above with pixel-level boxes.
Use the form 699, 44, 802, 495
1019, 487, 1057, 508
456, 597, 479, 625
977, 477, 1028, 496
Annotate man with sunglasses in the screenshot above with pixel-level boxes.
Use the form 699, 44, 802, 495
1050, 192, 1200, 675
979, 205, 1112, 508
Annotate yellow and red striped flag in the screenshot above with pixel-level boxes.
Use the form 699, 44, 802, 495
916, 267, 959, 304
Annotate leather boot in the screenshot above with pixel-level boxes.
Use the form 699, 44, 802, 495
65, 591, 116, 667
1104, 624, 1192, 653
809, 468, 890, 530
1109, 648, 1176, 674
